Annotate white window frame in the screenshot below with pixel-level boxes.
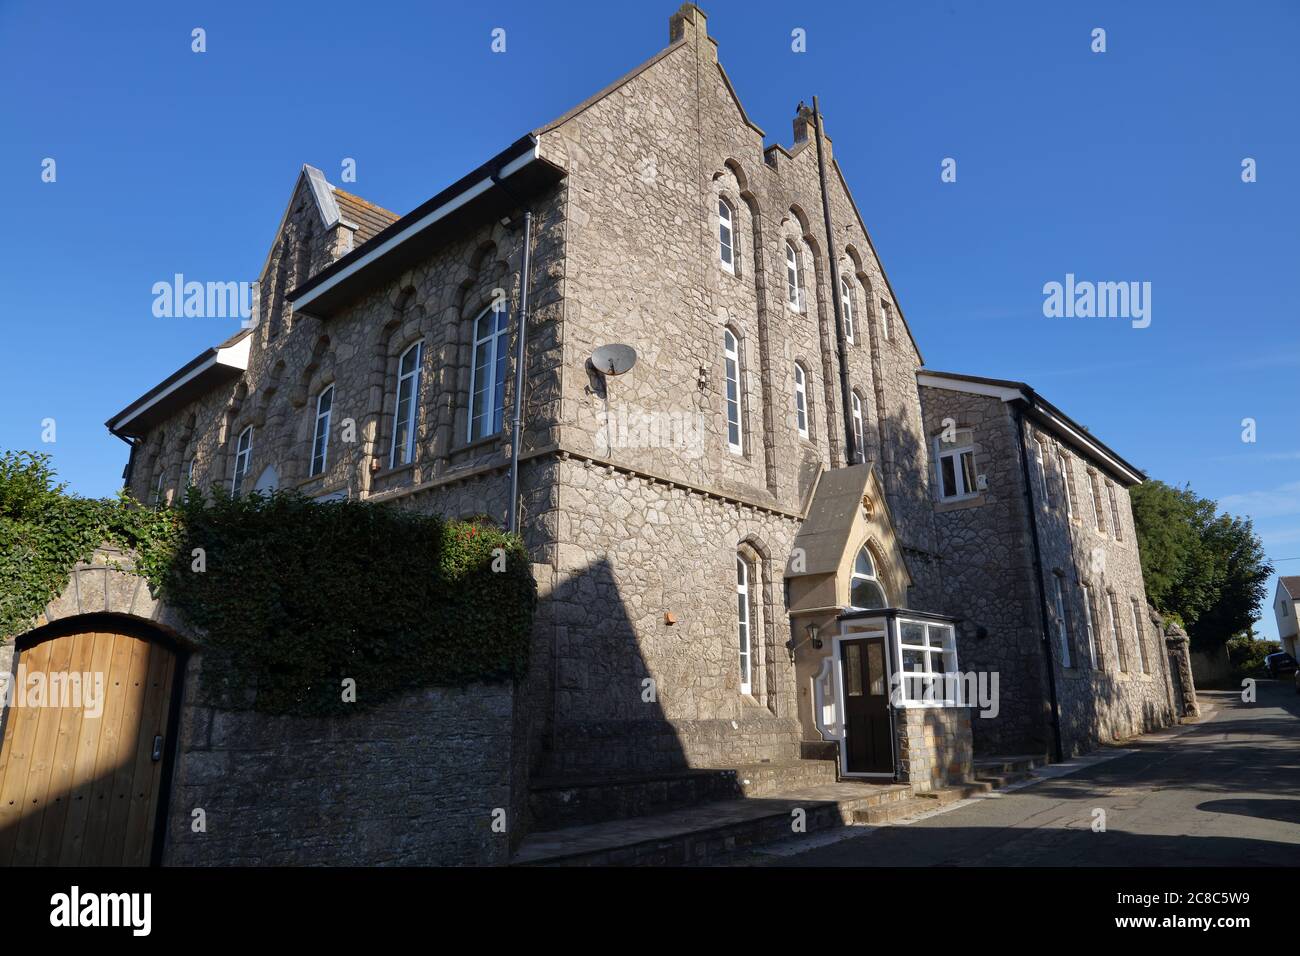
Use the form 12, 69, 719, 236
736, 555, 752, 695
1107, 592, 1126, 672
785, 242, 801, 310
468, 304, 510, 444
1131, 598, 1148, 674
232, 425, 253, 496
1081, 584, 1099, 668
151, 472, 165, 507
1107, 481, 1123, 541
1088, 470, 1107, 533
934, 431, 977, 502
390, 341, 423, 467
894, 618, 961, 707
880, 298, 892, 341
1032, 437, 1050, 506
724, 328, 743, 454
793, 362, 809, 438
851, 392, 865, 463
1053, 576, 1072, 668
841, 276, 855, 344
718, 199, 735, 275
849, 545, 887, 610
1059, 452, 1075, 521
311, 384, 333, 477
185, 459, 195, 487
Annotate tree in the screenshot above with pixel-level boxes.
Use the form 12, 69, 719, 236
1130, 479, 1272, 652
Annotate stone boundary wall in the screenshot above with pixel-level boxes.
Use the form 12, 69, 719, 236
164, 660, 520, 866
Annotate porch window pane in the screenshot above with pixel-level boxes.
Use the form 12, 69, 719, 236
867, 643, 884, 696
846, 644, 863, 697
940, 456, 957, 498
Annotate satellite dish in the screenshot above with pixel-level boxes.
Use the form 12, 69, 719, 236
591, 344, 637, 376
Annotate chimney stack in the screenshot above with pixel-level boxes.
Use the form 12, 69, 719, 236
669, 3, 708, 44
793, 101, 816, 144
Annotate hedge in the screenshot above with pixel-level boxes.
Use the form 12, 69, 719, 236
0, 451, 536, 716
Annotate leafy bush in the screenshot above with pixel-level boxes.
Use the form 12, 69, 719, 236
0, 450, 535, 715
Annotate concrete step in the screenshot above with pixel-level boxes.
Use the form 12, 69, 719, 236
972, 769, 1033, 788
973, 753, 1047, 776
512, 781, 910, 867
528, 759, 839, 831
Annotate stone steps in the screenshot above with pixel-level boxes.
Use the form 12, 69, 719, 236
512, 781, 911, 867
528, 758, 839, 831
971, 753, 1046, 790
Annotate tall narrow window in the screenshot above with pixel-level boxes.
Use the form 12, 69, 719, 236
850, 545, 887, 609
736, 556, 752, 694
186, 459, 196, 487
391, 341, 423, 467
851, 392, 865, 463
785, 242, 800, 309
1107, 482, 1123, 541
311, 385, 333, 477
1059, 453, 1076, 521
880, 299, 892, 341
232, 425, 253, 496
1087, 470, 1105, 532
1032, 437, 1049, 506
151, 472, 165, 508
1053, 577, 1072, 667
841, 277, 855, 343
793, 363, 809, 437
718, 199, 735, 274
469, 304, 510, 443
935, 430, 977, 502
1131, 598, 1148, 674
1107, 592, 1127, 671
1081, 584, 1098, 668
724, 328, 743, 453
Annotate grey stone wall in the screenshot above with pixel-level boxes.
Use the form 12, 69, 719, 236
918, 384, 1177, 757
164, 656, 520, 866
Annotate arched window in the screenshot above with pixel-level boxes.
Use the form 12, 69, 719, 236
723, 328, 743, 453
785, 242, 800, 309
310, 384, 333, 477
850, 545, 887, 609
390, 341, 422, 467
232, 425, 253, 496
718, 199, 735, 274
736, 554, 752, 694
841, 276, 855, 343
793, 362, 809, 438
469, 304, 510, 442
851, 392, 865, 463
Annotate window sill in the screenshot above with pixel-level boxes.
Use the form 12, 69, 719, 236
451, 432, 507, 456
372, 461, 416, 482
935, 494, 985, 513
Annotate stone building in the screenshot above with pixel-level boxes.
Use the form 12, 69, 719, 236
1, 4, 1193, 865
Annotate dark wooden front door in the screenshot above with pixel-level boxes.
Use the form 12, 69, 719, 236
841, 637, 893, 774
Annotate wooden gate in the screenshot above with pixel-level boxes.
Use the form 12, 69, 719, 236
0, 624, 180, 866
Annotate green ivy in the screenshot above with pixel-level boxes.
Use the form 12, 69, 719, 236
0, 450, 536, 716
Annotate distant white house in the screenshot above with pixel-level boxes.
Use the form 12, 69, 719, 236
1274, 577, 1300, 658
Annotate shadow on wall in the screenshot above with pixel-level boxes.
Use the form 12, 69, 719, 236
535, 555, 690, 780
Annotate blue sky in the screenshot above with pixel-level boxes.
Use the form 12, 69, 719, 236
2, 1, 1297, 637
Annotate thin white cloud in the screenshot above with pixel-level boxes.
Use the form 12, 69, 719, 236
1220, 481, 1300, 520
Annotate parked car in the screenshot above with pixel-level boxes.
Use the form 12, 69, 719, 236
1264, 651, 1297, 678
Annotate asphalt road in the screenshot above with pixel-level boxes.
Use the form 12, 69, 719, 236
763, 682, 1300, 866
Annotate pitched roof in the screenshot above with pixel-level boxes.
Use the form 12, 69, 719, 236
1281, 576, 1300, 600
333, 188, 399, 245
916, 369, 1146, 485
